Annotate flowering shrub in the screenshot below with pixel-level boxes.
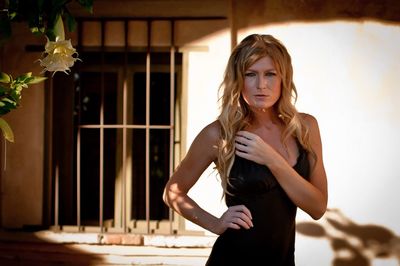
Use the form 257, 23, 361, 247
0, 72, 47, 142
0, 0, 93, 142
38, 37, 81, 75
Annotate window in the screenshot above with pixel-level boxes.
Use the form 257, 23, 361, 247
52, 47, 182, 233
47, 17, 227, 234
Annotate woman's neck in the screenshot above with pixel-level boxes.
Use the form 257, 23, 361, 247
250, 107, 281, 129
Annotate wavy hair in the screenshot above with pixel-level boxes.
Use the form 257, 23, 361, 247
216, 34, 316, 195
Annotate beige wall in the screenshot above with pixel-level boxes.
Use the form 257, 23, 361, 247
1, 23, 46, 228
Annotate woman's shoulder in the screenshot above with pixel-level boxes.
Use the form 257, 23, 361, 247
198, 120, 221, 142
299, 112, 319, 128
189, 120, 221, 159
298, 112, 321, 140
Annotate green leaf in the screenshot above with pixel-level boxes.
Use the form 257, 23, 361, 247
28, 76, 47, 84
64, 11, 77, 32
53, 14, 65, 40
3, 94, 17, 105
30, 26, 41, 34
23, 77, 35, 84
0, 85, 7, 93
14, 86, 23, 95
0, 118, 15, 142
0, 100, 16, 116
8, 12, 17, 20
0, 72, 11, 84
76, 0, 94, 14
15, 72, 32, 83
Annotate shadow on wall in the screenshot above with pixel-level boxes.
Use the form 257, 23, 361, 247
297, 209, 400, 266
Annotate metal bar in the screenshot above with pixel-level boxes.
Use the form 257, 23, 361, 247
168, 20, 176, 235
122, 19, 128, 233
145, 19, 152, 234
79, 125, 172, 129
45, 75, 54, 228
76, 18, 83, 231
76, 128, 81, 228
99, 20, 105, 233
54, 165, 59, 227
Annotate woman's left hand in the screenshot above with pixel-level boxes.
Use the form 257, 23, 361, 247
235, 130, 276, 165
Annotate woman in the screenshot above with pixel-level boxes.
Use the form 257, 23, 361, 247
163, 34, 328, 265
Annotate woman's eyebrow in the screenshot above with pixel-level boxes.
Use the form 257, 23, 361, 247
246, 68, 276, 72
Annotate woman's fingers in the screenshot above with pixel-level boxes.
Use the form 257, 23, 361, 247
230, 216, 252, 229
235, 136, 252, 154
235, 131, 260, 152
225, 205, 253, 229
230, 204, 253, 220
236, 131, 258, 140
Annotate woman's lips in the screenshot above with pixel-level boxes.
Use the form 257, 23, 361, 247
254, 94, 269, 98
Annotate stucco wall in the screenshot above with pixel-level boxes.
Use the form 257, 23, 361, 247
1, 23, 45, 228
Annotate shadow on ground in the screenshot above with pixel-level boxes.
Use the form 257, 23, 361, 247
0, 230, 106, 266
297, 208, 400, 266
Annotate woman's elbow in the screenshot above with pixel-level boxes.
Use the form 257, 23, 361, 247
310, 203, 327, 220
162, 187, 172, 208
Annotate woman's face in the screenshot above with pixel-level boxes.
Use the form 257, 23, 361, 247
242, 55, 282, 111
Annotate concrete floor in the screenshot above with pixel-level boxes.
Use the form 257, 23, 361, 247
0, 231, 214, 266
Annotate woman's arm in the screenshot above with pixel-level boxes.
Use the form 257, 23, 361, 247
235, 114, 328, 220
163, 121, 253, 234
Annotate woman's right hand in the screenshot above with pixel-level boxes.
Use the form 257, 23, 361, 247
213, 204, 253, 235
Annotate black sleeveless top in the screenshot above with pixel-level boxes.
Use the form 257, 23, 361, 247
206, 143, 310, 266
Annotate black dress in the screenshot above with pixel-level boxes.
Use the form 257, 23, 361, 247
206, 144, 310, 266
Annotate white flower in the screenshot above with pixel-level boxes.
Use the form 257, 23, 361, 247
38, 37, 81, 75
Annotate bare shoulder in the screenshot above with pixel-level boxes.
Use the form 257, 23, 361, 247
188, 120, 221, 160
299, 113, 323, 148
199, 120, 221, 142
299, 112, 320, 131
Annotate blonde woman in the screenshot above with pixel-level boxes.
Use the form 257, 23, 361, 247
163, 34, 328, 265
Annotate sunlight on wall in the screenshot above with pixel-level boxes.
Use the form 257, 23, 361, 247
239, 21, 400, 226
182, 29, 231, 234
183, 20, 399, 265
240, 21, 400, 266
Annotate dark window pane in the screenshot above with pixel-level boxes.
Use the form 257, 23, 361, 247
53, 73, 76, 225
80, 129, 118, 225
150, 73, 170, 125
132, 73, 146, 125
79, 72, 118, 124
104, 129, 117, 222
103, 74, 118, 125
80, 129, 100, 225
149, 129, 170, 220
131, 129, 146, 220
132, 72, 173, 126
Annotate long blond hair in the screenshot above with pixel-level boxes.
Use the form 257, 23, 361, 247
217, 34, 315, 194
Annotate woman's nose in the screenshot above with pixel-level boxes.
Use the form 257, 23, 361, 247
257, 75, 267, 89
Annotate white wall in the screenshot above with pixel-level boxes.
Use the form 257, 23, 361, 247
182, 29, 231, 233
242, 22, 400, 266
184, 21, 400, 265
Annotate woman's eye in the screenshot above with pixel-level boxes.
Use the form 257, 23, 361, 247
265, 72, 276, 77
245, 72, 256, 77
